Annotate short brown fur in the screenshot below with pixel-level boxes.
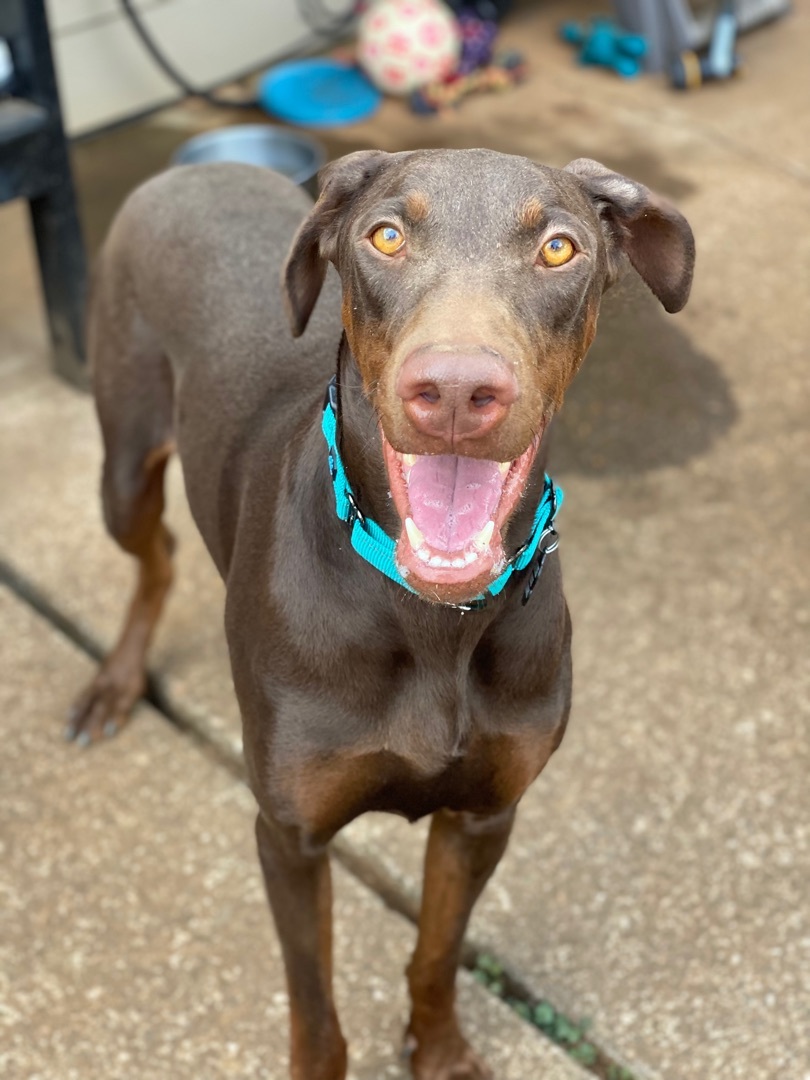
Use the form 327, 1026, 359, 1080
69, 150, 694, 1080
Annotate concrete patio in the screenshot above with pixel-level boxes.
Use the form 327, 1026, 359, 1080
1, 1, 808, 1078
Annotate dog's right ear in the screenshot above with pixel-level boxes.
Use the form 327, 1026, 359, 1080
283, 150, 391, 338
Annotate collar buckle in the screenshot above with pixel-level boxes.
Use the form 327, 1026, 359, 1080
449, 597, 489, 613
345, 491, 366, 531
324, 375, 339, 413
511, 539, 530, 565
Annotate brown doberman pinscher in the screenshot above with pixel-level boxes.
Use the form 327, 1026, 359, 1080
68, 150, 694, 1079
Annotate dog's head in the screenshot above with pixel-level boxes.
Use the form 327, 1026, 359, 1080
284, 149, 695, 603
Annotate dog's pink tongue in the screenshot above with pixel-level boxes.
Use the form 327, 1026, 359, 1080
407, 456, 503, 551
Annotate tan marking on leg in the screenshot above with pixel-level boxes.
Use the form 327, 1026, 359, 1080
68, 450, 175, 743
143, 439, 176, 472
406, 808, 513, 1079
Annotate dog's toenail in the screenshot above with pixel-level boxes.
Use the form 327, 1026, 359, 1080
402, 1033, 418, 1059
77, 732, 91, 748
63, 724, 76, 741
104, 721, 117, 738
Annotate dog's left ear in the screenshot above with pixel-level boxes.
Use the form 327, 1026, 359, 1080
565, 158, 695, 314
283, 150, 391, 337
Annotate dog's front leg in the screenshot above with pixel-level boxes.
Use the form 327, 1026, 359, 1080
406, 806, 516, 1080
255, 812, 347, 1080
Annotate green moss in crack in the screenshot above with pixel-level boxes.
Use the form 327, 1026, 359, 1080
471, 953, 637, 1080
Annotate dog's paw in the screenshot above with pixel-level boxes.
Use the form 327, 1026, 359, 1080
404, 1029, 494, 1080
65, 661, 145, 746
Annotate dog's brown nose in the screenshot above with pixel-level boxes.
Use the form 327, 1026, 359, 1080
396, 349, 518, 446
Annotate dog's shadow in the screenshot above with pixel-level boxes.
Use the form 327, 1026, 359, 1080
551, 274, 737, 476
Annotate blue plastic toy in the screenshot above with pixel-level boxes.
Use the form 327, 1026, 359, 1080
560, 17, 647, 78
258, 60, 381, 128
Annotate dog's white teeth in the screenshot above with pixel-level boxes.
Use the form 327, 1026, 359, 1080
498, 461, 511, 477
407, 518, 494, 569
405, 517, 425, 551
403, 454, 418, 468
428, 554, 473, 569
472, 521, 496, 552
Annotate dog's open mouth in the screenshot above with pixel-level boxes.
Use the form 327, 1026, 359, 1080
382, 432, 543, 598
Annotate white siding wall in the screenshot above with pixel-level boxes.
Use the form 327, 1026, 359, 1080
46, 0, 315, 135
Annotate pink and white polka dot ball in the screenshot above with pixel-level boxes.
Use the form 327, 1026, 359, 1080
358, 0, 462, 95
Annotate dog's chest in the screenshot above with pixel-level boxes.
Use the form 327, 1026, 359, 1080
262, 638, 566, 838
246, 583, 570, 838
271, 713, 561, 841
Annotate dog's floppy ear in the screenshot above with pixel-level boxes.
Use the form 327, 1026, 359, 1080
283, 150, 391, 337
565, 158, 695, 314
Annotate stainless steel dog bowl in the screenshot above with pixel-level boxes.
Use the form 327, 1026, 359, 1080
172, 125, 326, 196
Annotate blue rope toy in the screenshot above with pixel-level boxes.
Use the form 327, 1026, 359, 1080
320, 377, 563, 610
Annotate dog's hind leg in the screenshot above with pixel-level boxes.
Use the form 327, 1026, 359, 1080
67, 272, 175, 745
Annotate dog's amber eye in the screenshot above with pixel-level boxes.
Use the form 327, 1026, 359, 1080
371, 225, 405, 256
540, 236, 576, 267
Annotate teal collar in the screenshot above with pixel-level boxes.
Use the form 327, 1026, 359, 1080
321, 377, 563, 610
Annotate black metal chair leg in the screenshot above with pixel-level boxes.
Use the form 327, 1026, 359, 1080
2, 0, 88, 387
28, 149, 87, 387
